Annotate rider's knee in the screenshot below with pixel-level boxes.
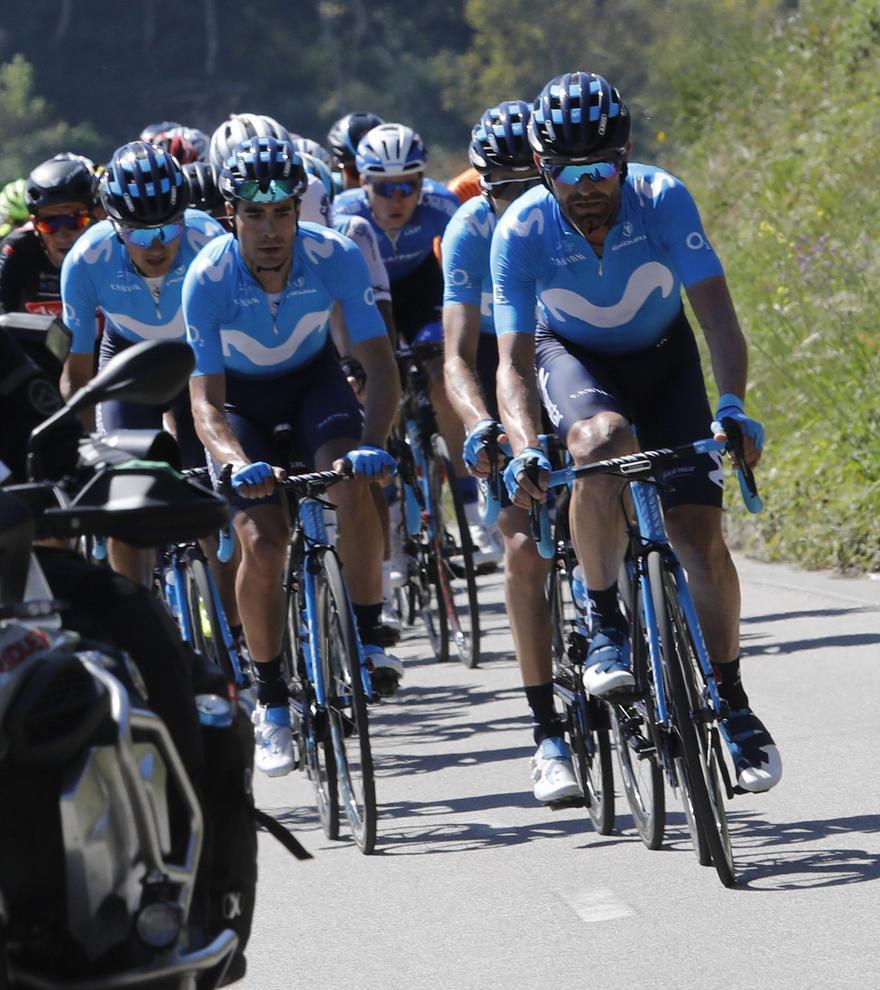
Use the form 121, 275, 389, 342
565, 412, 633, 465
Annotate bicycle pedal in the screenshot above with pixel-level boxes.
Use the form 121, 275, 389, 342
545, 796, 586, 811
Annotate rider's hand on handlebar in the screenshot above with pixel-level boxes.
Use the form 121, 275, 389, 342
711, 393, 764, 469
462, 419, 508, 479
339, 444, 398, 480
503, 446, 550, 509
230, 461, 286, 500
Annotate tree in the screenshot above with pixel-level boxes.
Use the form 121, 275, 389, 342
0, 54, 103, 184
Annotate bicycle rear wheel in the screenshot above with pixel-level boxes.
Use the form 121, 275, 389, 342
184, 549, 239, 683
651, 553, 736, 887
317, 548, 377, 854
428, 438, 480, 667
284, 562, 339, 841
547, 556, 614, 833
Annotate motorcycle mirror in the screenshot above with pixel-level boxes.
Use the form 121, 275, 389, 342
28, 340, 195, 480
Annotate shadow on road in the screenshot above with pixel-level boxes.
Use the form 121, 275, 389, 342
742, 606, 878, 624
740, 632, 880, 656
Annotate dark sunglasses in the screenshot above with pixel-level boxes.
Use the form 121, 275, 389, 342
235, 178, 299, 203
369, 179, 420, 199
34, 210, 94, 236
541, 151, 625, 186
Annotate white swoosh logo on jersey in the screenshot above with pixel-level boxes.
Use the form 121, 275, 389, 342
220, 309, 329, 366
467, 212, 495, 240
187, 225, 216, 253
106, 307, 185, 341
303, 236, 336, 264
81, 238, 114, 264
540, 262, 674, 328
197, 250, 234, 285
500, 207, 544, 241
632, 171, 676, 206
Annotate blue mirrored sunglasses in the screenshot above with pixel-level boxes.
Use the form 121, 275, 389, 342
543, 157, 622, 186
116, 221, 184, 248
369, 179, 420, 199
236, 178, 298, 203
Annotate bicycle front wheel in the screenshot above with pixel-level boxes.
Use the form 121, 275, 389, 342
651, 553, 736, 887
184, 550, 237, 682
427, 438, 480, 667
317, 548, 378, 854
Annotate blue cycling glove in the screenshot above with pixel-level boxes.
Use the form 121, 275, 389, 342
463, 419, 501, 470
344, 444, 397, 478
231, 461, 274, 491
711, 393, 765, 452
503, 446, 551, 500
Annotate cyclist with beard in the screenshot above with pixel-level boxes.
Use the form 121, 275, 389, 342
491, 71, 781, 794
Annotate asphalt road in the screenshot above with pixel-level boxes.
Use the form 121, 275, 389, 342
243, 555, 880, 990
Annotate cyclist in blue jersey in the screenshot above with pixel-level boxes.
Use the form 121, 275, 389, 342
335, 122, 498, 562
183, 137, 401, 778
492, 72, 781, 793
442, 101, 580, 803
59, 141, 225, 586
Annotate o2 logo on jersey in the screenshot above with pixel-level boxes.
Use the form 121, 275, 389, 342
448, 268, 470, 287
363, 287, 376, 307
686, 231, 711, 251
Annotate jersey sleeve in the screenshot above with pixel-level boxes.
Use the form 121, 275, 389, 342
325, 232, 387, 343
0, 238, 23, 313
181, 243, 230, 377
341, 216, 390, 302
441, 207, 486, 308
652, 178, 724, 287
60, 243, 101, 354
489, 217, 540, 335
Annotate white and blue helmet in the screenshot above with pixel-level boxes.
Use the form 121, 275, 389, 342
355, 123, 426, 178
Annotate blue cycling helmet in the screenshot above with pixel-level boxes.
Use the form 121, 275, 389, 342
327, 111, 385, 165
468, 101, 535, 174
218, 136, 308, 203
100, 141, 188, 225
528, 71, 630, 161
356, 123, 426, 177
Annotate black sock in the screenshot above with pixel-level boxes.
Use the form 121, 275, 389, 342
713, 656, 749, 711
353, 602, 384, 645
525, 682, 565, 745
588, 582, 626, 632
254, 655, 287, 708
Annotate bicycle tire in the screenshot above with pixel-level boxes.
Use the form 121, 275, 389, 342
612, 555, 665, 849
284, 559, 339, 841
428, 438, 480, 668
547, 554, 614, 833
650, 553, 736, 887
184, 549, 237, 683
317, 548, 378, 854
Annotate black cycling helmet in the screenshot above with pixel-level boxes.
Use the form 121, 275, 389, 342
468, 101, 535, 174
100, 141, 189, 225
528, 71, 630, 162
326, 111, 385, 165
218, 136, 308, 203
25, 155, 98, 212
183, 161, 223, 214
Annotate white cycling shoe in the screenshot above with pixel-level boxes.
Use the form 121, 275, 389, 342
253, 704, 296, 777
530, 737, 582, 804
582, 627, 635, 696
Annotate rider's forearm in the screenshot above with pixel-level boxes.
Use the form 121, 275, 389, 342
444, 353, 493, 429
497, 349, 543, 454
687, 275, 749, 399
191, 394, 250, 468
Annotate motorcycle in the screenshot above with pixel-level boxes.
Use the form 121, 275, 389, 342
0, 337, 239, 989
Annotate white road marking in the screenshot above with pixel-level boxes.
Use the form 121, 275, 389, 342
560, 888, 635, 923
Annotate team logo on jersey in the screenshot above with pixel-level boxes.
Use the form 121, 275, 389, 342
480, 291, 493, 317
197, 250, 234, 285
622, 221, 634, 237
466, 211, 495, 240
82, 237, 114, 265
106, 307, 186, 341
500, 207, 544, 241
447, 268, 470, 287
63, 302, 76, 324
220, 309, 329, 366
303, 237, 336, 264
686, 232, 711, 251
540, 262, 674, 328
363, 287, 375, 306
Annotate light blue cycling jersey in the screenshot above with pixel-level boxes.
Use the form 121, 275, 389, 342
490, 164, 724, 354
182, 222, 387, 378
333, 177, 459, 282
441, 194, 497, 337
61, 209, 225, 355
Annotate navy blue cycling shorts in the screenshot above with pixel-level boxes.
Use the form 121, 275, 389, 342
213, 344, 363, 511
534, 309, 723, 510
391, 253, 444, 347
97, 332, 205, 469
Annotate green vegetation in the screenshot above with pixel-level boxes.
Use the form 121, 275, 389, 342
649, 0, 880, 571
0, 0, 876, 569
